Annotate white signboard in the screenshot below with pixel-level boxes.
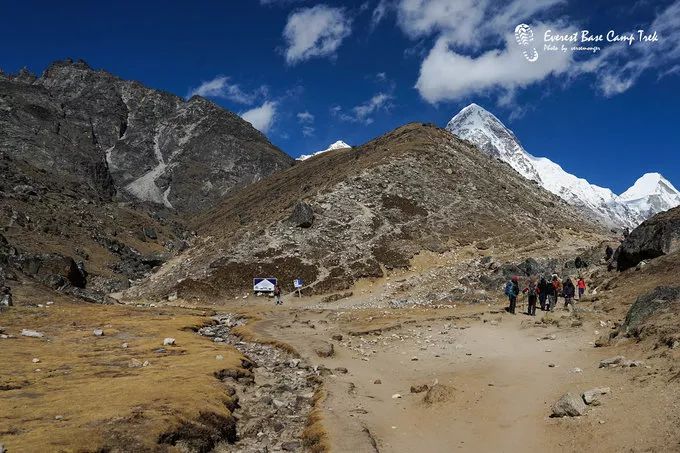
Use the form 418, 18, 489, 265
253, 278, 277, 292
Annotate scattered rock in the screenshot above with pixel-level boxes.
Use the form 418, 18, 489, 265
21, 329, 44, 338
163, 337, 176, 346
281, 441, 301, 451
551, 392, 587, 417
599, 356, 625, 368
582, 387, 611, 405
93, 328, 104, 336
129, 358, 143, 368
423, 384, 453, 405
621, 359, 644, 368
594, 335, 611, 347
374, 379, 382, 385
313, 341, 334, 358
331, 334, 344, 341
216, 355, 224, 361
334, 367, 348, 374
410, 384, 429, 393
32, 358, 40, 363
143, 227, 157, 240
571, 367, 583, 373
392, 393, 402, 399
122, 342, 128, 349
289, 358, 301, 368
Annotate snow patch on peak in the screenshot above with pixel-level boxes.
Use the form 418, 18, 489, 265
297, 140, 351, 161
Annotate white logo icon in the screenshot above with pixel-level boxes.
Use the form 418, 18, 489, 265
515, 24, 538, 62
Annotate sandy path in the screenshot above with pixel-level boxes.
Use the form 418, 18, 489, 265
245, 291, 680, 453
252, 304, 614, 453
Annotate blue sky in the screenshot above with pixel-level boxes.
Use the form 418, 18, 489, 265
1, 0, 679, 193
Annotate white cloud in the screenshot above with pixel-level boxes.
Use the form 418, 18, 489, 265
415, 23, 574, 103
333, 93, 393, 124
283, 5, 352, 64
297, 111, 315, 136
400, 0, 680, 104
297, 111, 315, 123
392, 0, 571, 103
187, 76, 265, 104
396, 0, 564, 47
577, 0, 680, 96
240, 101, 277, 133
371, 0, 391, 28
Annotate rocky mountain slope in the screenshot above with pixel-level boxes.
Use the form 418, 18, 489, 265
446, 104, 680, 228
297, 140, 351, 161
122, 123, 606, 302
0, 149, 188, 301
0, 59, 295, 302
0, 59, 293, 213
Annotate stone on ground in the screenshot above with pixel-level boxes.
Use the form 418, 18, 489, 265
551, 392, 587, 417
583, 387, 611, 405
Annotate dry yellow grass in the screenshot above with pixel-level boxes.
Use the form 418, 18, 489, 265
302, 387, 330, 453
0, 282, 245, 452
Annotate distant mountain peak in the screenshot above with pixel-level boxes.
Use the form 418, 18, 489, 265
297, 140, 351, 161
447, 105, 679, 227
620, 173, 679, 200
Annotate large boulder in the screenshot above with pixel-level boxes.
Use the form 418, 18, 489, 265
13, 253, 86, 288
622, 286, 680, 336
617, 206, 680, 271
288, 202, 314, 228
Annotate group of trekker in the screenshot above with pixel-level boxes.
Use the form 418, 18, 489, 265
504, 274, 586, 316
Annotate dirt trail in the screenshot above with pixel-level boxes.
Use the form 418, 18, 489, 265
249, 300, 673, 453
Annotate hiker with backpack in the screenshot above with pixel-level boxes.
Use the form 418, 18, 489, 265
563, 278, 576, 310
548, 274, 561, 312
538, 276, 550, 311
274, 284, 282, 305
504, 276, 520, 315
605, 245, 614, 261
523, 279, 539, 316
577, 277, 586, 299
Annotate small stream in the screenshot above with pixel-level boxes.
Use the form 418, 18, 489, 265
199, 314, 320, 452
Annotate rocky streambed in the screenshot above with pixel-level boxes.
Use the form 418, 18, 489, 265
200, 314, 321, 453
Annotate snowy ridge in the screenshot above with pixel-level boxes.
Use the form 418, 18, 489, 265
297, 140, 351, 161
446, 104, 680, 227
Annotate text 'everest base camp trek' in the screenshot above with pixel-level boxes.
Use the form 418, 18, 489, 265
2, 61, 680, 453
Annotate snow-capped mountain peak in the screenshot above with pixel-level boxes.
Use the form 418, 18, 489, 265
297, 140, 351, 161
446, 103, 679, 227
620, 172, 679, 200
619, 172, 680, 218
447, 104, 541, 183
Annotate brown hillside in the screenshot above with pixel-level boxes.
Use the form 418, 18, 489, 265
124, 123, 606, 302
